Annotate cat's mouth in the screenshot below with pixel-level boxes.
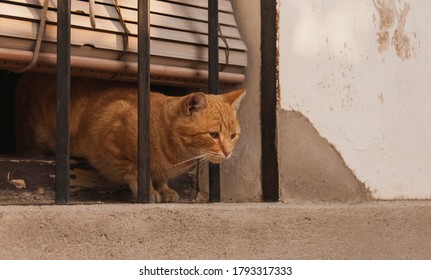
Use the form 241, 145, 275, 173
208, 152, 231, 164
209, 158, 225, 164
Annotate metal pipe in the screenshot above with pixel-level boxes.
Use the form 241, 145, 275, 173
55, 0, 71, 204
208, 0, 220, 202
137, 0, 151, 202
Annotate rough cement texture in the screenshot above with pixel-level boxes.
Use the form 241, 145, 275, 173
1, 201, 430, 259
278, 110, 371, 203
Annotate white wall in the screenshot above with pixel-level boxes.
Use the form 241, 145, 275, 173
279, 0, 431, 199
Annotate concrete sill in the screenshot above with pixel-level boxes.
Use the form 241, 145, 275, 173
1, 201, 430, 259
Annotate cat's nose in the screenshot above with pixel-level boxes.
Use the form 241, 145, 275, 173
221, 144, 232, 158
223, 150, 231, 158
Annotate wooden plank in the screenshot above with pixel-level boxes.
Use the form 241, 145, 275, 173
0, 3, 246, 50
4, 0, 237, 26
0, 157, 56, 204
0, 156, 197, 204
0, 18, 247, 66
0, 157, 129, 204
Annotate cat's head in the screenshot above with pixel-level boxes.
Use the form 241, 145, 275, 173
174, 89, 246, 164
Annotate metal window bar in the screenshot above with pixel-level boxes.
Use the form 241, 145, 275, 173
53, 0, 220, 203
55, 0, 71, 204
137, 0, 151, 203
208, 0, 221, 202
53, 0, 152, 204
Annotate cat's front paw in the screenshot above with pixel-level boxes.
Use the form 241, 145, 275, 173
150, 189, 161, 203
159, 187, 179, 203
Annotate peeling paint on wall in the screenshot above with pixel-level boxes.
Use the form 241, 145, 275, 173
373, 0, 414, 60
378, 93, 385, 105
393, 3, 412, 59
280, 0, 431, 199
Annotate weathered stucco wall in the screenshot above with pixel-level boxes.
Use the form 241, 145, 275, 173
279, 0, 431, 199
278, 110, 371, 203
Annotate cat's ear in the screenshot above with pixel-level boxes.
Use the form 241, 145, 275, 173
186, 93, 206, 115
221, 89, 246, 110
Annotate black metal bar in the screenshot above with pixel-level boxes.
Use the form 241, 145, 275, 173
55, 0, 71, 204
260, 0, 279, 201
137, 0, 151, 202
208, 0, 220, 202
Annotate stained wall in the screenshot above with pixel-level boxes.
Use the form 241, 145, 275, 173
279, 0, 431, 199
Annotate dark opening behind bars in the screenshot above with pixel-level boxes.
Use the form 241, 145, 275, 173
54, 0, 222, 203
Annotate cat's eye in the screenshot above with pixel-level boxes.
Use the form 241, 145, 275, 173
209, 132, 219, 139
231, 133, 237, 139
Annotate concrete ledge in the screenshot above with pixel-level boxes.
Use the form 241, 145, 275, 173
1, 201, 430, 259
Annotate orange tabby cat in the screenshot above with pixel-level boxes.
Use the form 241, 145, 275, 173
15, 73, 245, 202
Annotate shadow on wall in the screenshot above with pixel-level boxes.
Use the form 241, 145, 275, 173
278, 110, 371, 203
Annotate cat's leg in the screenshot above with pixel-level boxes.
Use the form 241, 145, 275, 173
156, 181, 179, 203
88, 155, 161, 202
126, 175, 161, 203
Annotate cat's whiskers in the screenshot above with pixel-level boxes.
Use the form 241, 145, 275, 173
192, 158, 210, 169
234, 143, 245, 151
172, 156, 210, 173
230, 151, 241, 160
171, 154, 209, 167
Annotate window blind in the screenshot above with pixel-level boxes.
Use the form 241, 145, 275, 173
0, 0, 247, 86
